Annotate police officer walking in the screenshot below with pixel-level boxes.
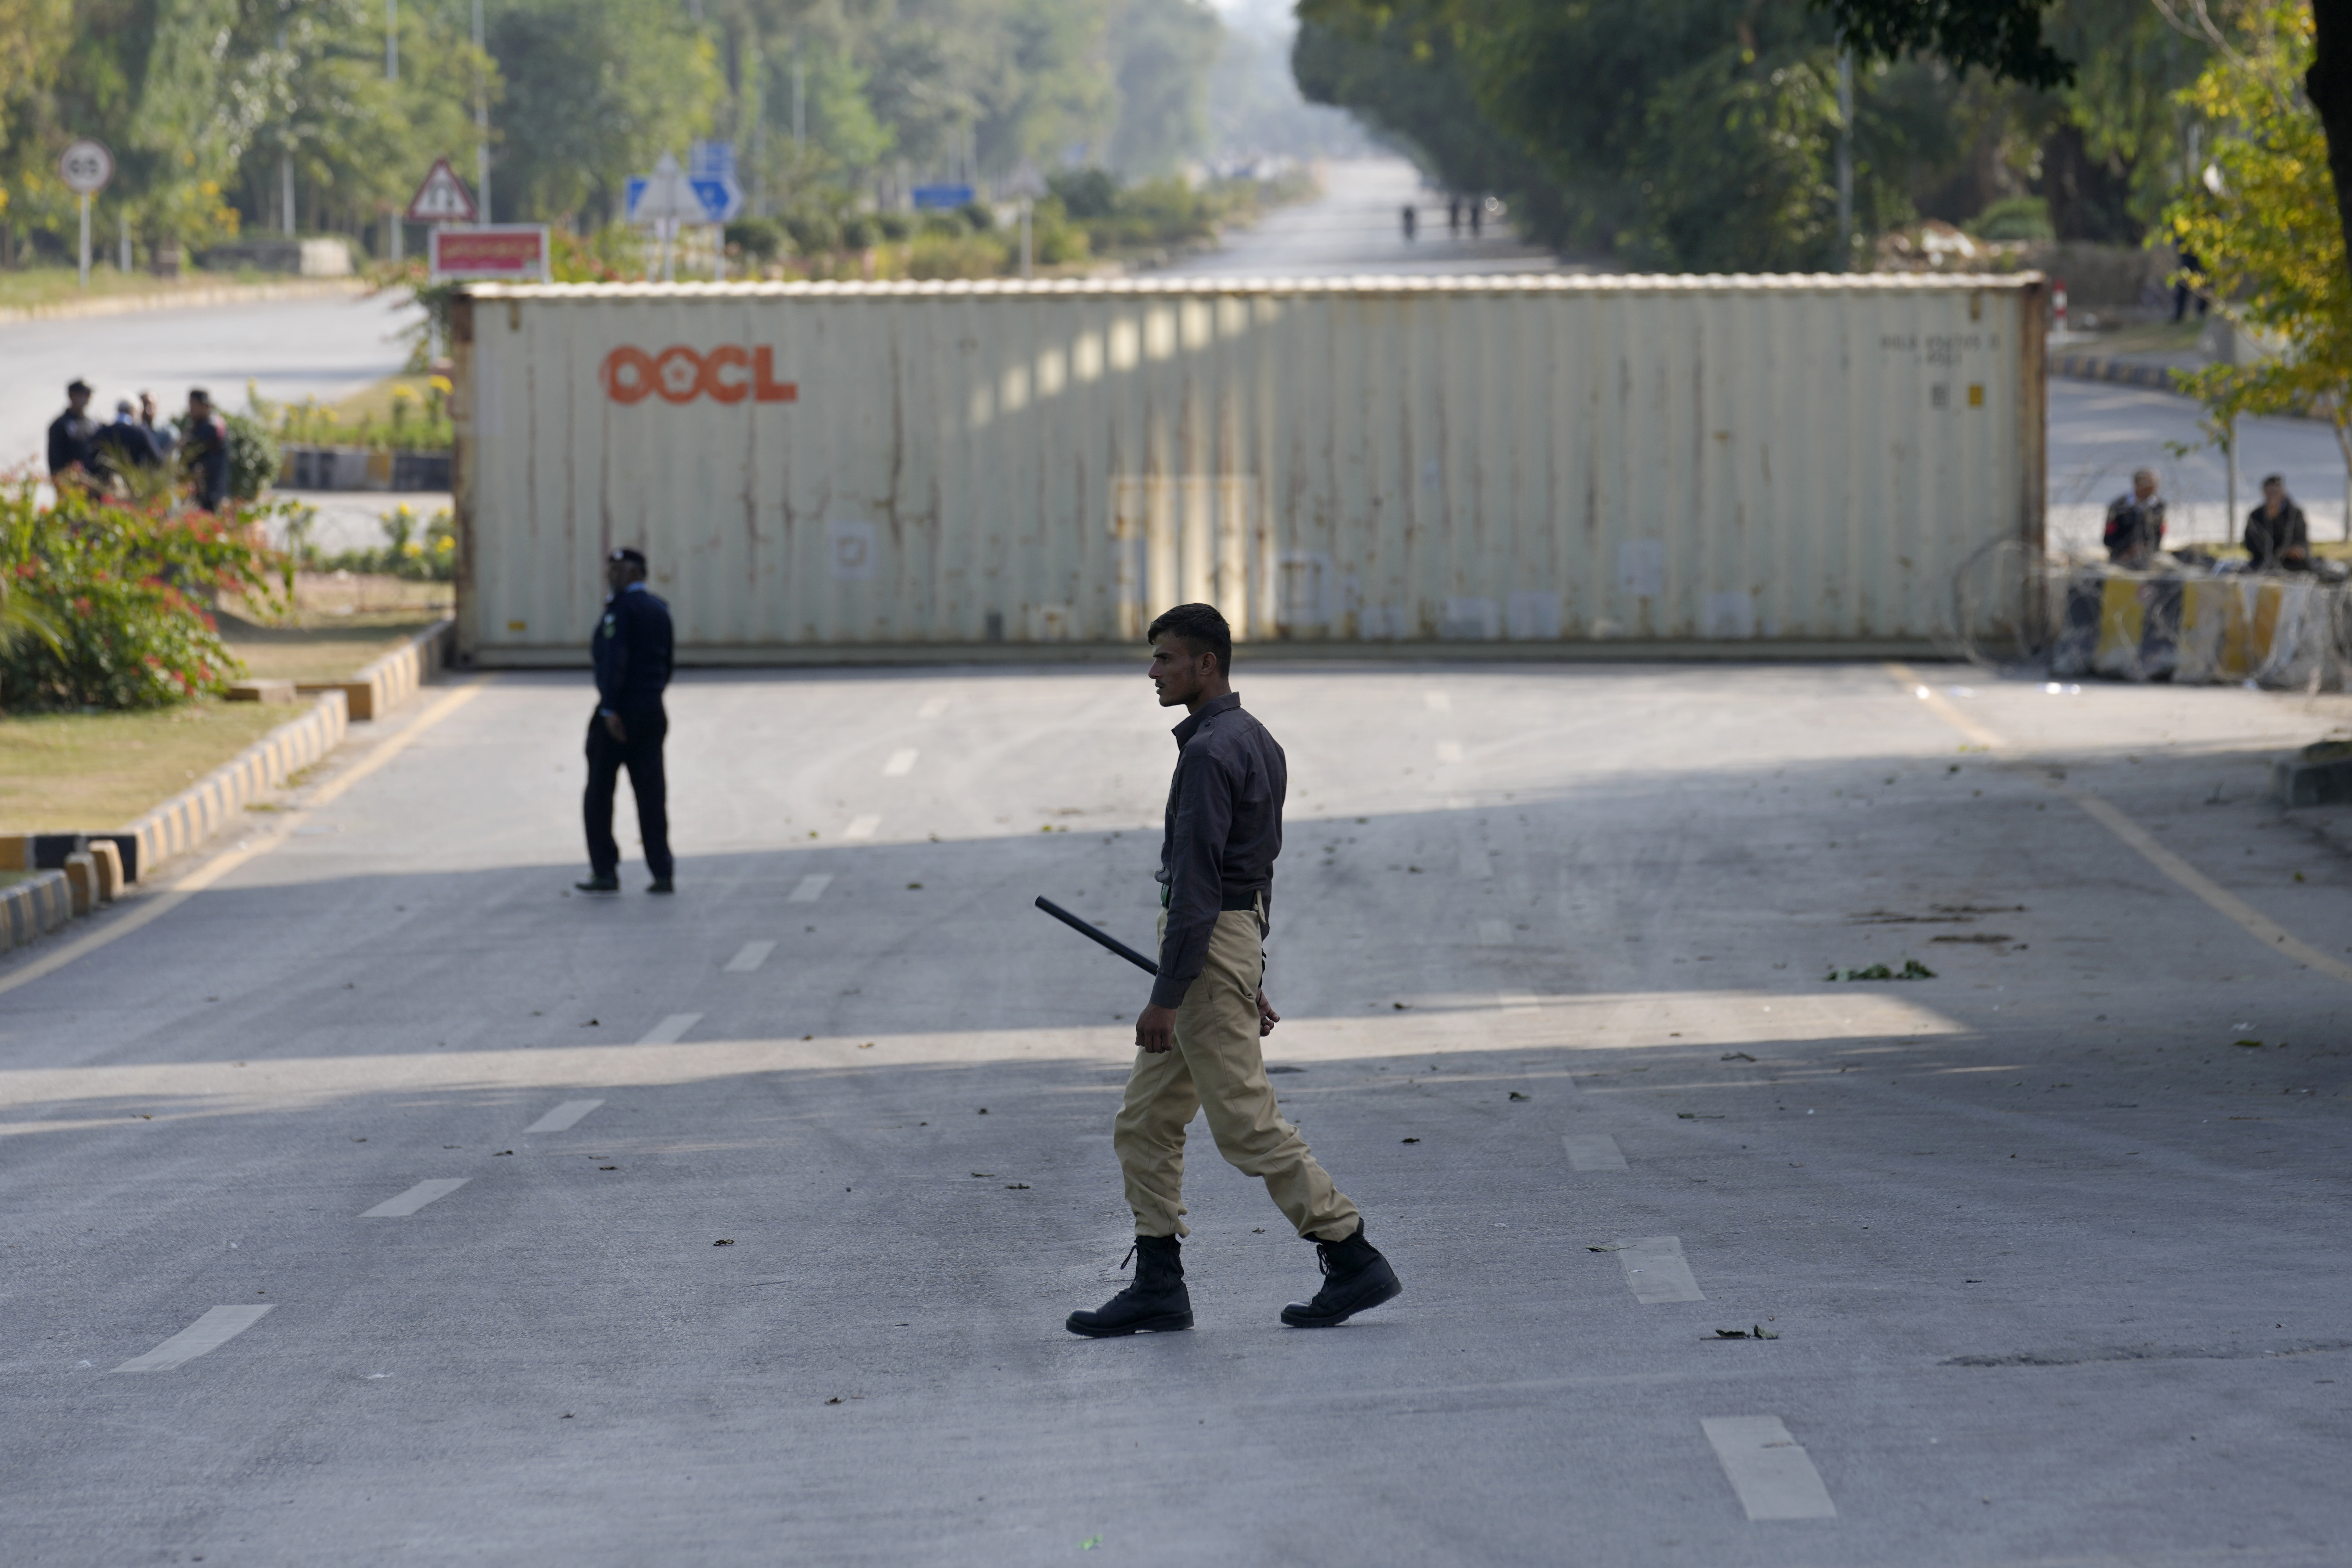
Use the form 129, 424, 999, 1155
1067, 603, 1402, 1336
578, 547, 676, 895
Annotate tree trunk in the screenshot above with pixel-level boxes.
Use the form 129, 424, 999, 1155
2307, 0, 2352, 271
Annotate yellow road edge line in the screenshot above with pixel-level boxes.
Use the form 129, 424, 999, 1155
1881, 661, 2352, 989
0, 677, 492, 999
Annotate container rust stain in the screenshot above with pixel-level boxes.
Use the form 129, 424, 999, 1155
451, 274, 2045, 663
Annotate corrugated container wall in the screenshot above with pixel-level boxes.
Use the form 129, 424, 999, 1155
451, 274, 2044, 662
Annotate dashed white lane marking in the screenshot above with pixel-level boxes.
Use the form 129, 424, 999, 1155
110, 1305, 273, 1372
363, 1178, 470, 1218
1562, 1133, 1627, 1171
1701, 1416, 1838, 1520
787, 874, 833, 903
1478, 919, 1511, 946
1497, 990, 1539, 1013
724, 940, 776, 972
1435, 740, 1465, 763
639, 1013, 703, 1045
844, 815, 881, 840
882, 749, 919, 777
525, 1099, 604, 1134
1615, 1235, 1704, 1303
917, 697, 951, 719
1423, 691, 1451, 711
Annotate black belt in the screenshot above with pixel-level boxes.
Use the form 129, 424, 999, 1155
1158, 885, 1268, 911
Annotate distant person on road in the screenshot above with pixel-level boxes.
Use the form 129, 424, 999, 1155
2104, 468, 2167, 568
98, 399, 161, 471
177, 388, 231, 511
1447, 197, 1461, 236
1400, 204, 1417, 241
1469, 197, 1483, 237
578, 546, 676, 896
2243, 475, 2312, 571
138, 392, 177, 458
2174, 248, 2209, 323
46, 378, 104, 487
1066, 603, 1402, 1339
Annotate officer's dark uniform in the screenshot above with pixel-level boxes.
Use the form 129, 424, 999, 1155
584, 578, 675, 887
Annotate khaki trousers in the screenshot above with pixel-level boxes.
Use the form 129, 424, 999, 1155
1113, 907, 1361, 1241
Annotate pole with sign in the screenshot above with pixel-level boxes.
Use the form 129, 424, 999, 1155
626, 152, 706, 283
58, 140, 114, 289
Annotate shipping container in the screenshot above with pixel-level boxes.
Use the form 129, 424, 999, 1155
450, 273, 2045, 663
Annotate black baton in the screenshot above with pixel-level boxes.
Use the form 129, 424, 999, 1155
1034, 896, 1159, 975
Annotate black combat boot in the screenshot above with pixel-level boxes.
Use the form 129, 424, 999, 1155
1280, 1225, 1402, 1327
1066, 1234, 1193, 1337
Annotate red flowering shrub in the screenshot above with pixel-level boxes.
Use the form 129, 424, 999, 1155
0, 481, 289, 711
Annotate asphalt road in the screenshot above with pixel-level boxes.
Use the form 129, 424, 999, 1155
4, 661, 2347, 1565
0, 290, 422, 474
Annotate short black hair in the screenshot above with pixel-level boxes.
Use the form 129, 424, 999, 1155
609, 546, 648, 568
1148, 603, 1232, 677
2262, 473, 2285, 488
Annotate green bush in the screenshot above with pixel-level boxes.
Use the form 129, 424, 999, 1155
1048, 169, 1118, 220
1969, 196, 2055, 242
725, 218, 785, 263
224, 410, 281, 502
0, 482, 288, 712
310, 505, 458, 582
908, 231, 1010, 279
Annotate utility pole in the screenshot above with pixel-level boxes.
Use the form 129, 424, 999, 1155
1835, 52, 1854, 271
386, 0, 403, 262
278, 16, 295, 237
473, 0, 491, 220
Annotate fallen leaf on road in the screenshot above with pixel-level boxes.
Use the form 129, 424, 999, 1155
1586, 1244, 1624, 1253
1715, 1329, 1750, 1338
713, 1239, 735, 1246
1005, 1183, 1030, 1190
1721, 1051, 1756, 1062
494, 1150, 513, 1156
825, 1397, 843, 1405
2234, 1038, 2265, 1048
1400, 1137, 1420, 1144
1508, 1091, 1530, 1101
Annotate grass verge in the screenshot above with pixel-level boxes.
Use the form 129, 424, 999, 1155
0, 601, 442, 831
0, 264, 289, 313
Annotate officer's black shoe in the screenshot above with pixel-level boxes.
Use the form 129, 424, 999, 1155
1280, 1225, 1402, 1327
575, 875, 620, 893
647, 878, 675, 895
1066, 1234, 1192, 1337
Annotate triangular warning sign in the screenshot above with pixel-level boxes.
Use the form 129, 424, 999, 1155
406, 159, 478, 223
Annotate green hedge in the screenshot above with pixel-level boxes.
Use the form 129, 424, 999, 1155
0, 483, 288, 712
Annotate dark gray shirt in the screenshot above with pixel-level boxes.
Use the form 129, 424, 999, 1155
1154, 691, 1286, 1009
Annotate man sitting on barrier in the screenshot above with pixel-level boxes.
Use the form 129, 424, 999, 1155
2243, 475, 2312, 573
2103, 469, 2167, 568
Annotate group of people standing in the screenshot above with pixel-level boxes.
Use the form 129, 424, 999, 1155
46, 377, 231, 511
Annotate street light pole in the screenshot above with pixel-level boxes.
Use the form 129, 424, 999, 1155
473, 0, 491, 220
386, 0, 404, 263
1835, 52, 1854, 271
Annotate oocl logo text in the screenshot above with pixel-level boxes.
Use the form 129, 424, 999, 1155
602, 345, 798, 405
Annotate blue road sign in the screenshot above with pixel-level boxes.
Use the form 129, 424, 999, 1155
912, 184, 976, 210
627, 173, 742, 224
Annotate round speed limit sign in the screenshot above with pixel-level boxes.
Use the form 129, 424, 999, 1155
58, 139, 114, 196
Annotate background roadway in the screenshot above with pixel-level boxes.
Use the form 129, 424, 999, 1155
2, 659, 2347, 1565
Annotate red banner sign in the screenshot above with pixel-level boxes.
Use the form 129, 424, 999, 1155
431, 225, 548, 281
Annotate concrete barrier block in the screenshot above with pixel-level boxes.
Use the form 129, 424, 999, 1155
87, 839, 122, 902
0, 835, 26, 871
227, 679, 300, 704
0, 869, 72, 953
62, 852, 96, 916
2272, 740, 2352, 807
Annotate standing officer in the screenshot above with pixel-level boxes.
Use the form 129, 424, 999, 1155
1067, 603, 1402, 1336
47, 379, 103, 487
578, 547, 676, 894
